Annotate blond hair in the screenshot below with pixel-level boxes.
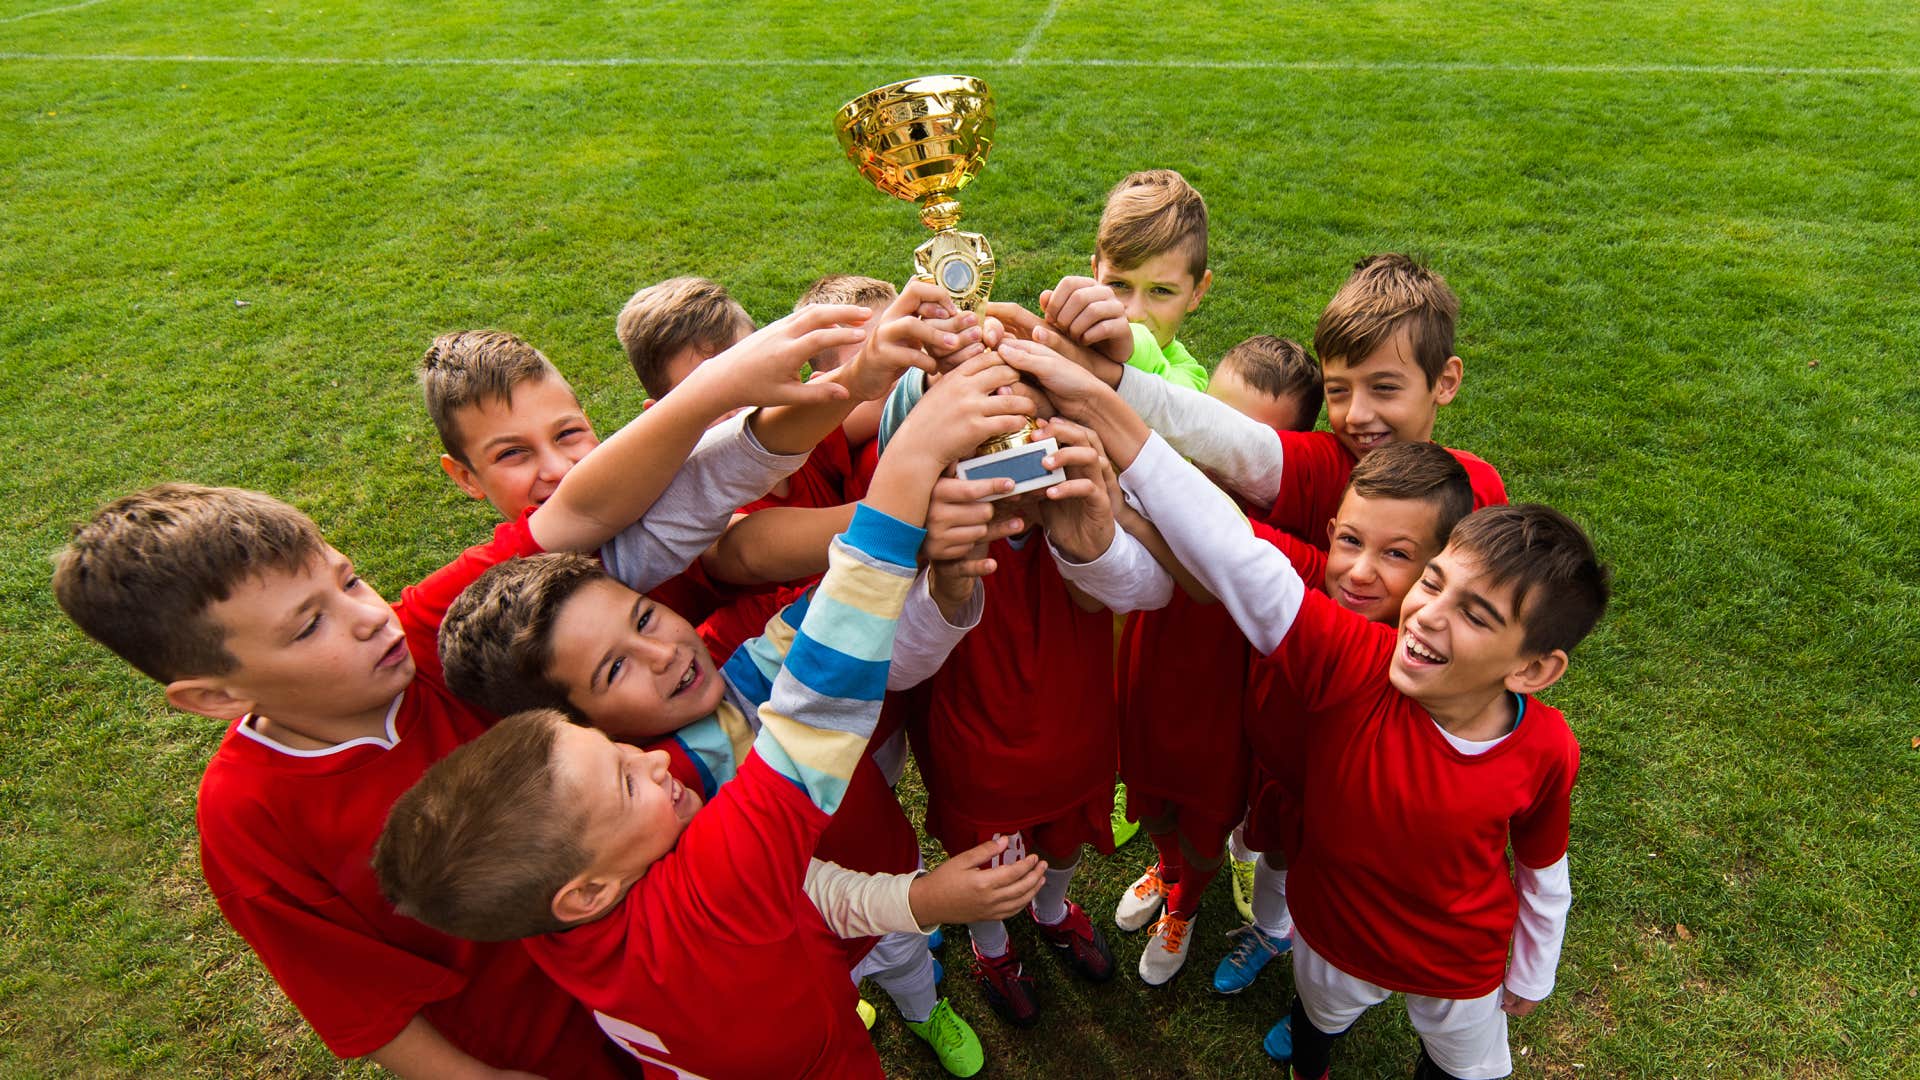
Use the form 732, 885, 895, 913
615, 277, 754, 399
796, 274, 896, 311
1096, 169, 1208, 280
52, 484, 327, 682
418, 330, 570, 464
1314, 254, 1460, 385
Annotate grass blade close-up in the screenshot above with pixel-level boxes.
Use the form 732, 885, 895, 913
2, 2, 1916, 1077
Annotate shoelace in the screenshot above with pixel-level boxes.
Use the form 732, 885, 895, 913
1152, 914, 1191, 952
926, 1002, 967, 1051
1226, 927, 1275, 968
1132, 867, 1164, 900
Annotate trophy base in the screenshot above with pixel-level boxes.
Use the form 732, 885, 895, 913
955, 436, 1066, 502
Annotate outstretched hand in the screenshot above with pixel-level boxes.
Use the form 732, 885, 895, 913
684, 304, 872, 411
909, 835, 1048, 926
826, 279, 961, 402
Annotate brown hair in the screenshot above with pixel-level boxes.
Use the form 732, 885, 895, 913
1096, 169, 1209, 280
615, 277, 754, 400
418, 330, 571, 466
373, 709, 587, 941
1314, 254, 1460, 387
1345, 442, 1474, 548
1219, 335, 1322, 431
796, 274, 896, 311
1445, 504, 1611, 656
438, 553, 604, 720
52, 484, 327, 682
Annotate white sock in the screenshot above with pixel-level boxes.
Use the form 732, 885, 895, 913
1252, 855, 1293, 940
1228, 821, 1256, 863
872, 945, 939, 1024
968, 918, 1010, 958
1030, 859, 1079, 926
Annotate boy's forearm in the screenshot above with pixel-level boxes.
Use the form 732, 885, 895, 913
751, 504, 923, 815
1114, 366, 1286, 511
368, 1014, 518, 1080
861, 444, 944, 529
1119, 506, 1215, 603
529, 379, 736, 554
889, 569, 983, 691
704, 505, 854, 585
1049, 524, 1174, 614
748, 397, 860, 456
1117, 433, 1306, 654
803, 858, 929, 939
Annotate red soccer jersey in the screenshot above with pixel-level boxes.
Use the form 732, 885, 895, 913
525, 756, 884, 1079
1240, 535, 1329, 861
1252, 588, 1580, 999
1265, 430, 1508, 547
909, 533, 1117, 845
196, 512, 619, 1072
739, 426, 853, 513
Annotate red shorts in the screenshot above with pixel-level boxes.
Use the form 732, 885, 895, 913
1241, 762, 1303, 864
1124, 788, 1238, 862
924, 784, 1115, 865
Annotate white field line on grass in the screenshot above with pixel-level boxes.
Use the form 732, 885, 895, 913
0, 0, 109, 25
1011, 0, 1064, 64
1, 51, 1917, 77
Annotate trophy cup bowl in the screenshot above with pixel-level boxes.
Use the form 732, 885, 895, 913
837, 75, 1061, 501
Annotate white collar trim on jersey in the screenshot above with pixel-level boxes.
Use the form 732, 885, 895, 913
236, 694, 404, 757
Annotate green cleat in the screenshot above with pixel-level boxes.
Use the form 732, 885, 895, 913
1111, 782, 1141, 847
1230, 855, 1257, 923
905, 998, 985, 1077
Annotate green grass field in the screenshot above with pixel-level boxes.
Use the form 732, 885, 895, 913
4, 1, 1918, 1076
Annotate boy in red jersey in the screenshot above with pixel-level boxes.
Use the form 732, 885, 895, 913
1011, 253, 1507, 546
375, 364, 1035, 1079
1014, 359, 1608, 1080
48, 306, 879, 1078
873, 342, 1176, 1027
1111, 335, 1322, 987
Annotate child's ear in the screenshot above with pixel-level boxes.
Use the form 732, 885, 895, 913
439, 453, 488, 502
1088, 253, 1099, 276
1325, 517, 1337, 546
1188, 268, 1213, 310
552, 873, 622, 925
1504, 648, 1568, 697
1432, 356, 1464, 406
165, 677, 253, 721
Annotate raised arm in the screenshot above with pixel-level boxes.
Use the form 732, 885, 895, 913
528, 305, 871, 553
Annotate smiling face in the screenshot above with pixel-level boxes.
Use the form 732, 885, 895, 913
550, 720, 702, 893
439, 375, 600, 519
1093, 249, 1211, 349
1323, 491, 1447, 624
544, 577, 725, 740
193, 545, 414, 728
1389, 546, 1538, 712
1322, 328, 1462, 460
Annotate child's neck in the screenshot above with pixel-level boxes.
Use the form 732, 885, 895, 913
1418, 685, 1517, 743
250, 695, 399, 752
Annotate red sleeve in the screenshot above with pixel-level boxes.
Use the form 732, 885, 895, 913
1253, 520, 1328, 585
1255, 587, 1397, 714
1511, 716, 1581, 868
1264, 431, 1353, 547
197, 792, 468, 1057
654, 755, 830, 945
393, 510, 544, 681
1446, 448, 1509, 509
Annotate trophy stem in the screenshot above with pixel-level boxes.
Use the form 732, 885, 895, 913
920, 196, 963, 232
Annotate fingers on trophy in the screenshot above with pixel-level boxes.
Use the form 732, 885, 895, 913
837, 75, 1066, 502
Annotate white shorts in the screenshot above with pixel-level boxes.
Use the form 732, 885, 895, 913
1293, 933, 1512, 1079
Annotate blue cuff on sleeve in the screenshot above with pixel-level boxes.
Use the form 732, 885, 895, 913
844, 503, 926, 568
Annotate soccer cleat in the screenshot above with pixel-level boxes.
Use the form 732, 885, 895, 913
1212, 923, 1290, 995
970, 943, 1040, 1027
1111, 782, 1141, 847
928, 926, 945, 951
857, 997, 877, 1030
1138, 912, 1194, 986
1230, 855, 1257, 923
1032, 900, 1115, 982
905, 998, 986, 1077
1114, 862, 1168, 931
1263, 1015, 1293, 1063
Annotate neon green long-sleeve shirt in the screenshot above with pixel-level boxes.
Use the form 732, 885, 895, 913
1124, 321, 1209, 392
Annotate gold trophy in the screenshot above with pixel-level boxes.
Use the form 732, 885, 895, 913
836, 75, 1064, 500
